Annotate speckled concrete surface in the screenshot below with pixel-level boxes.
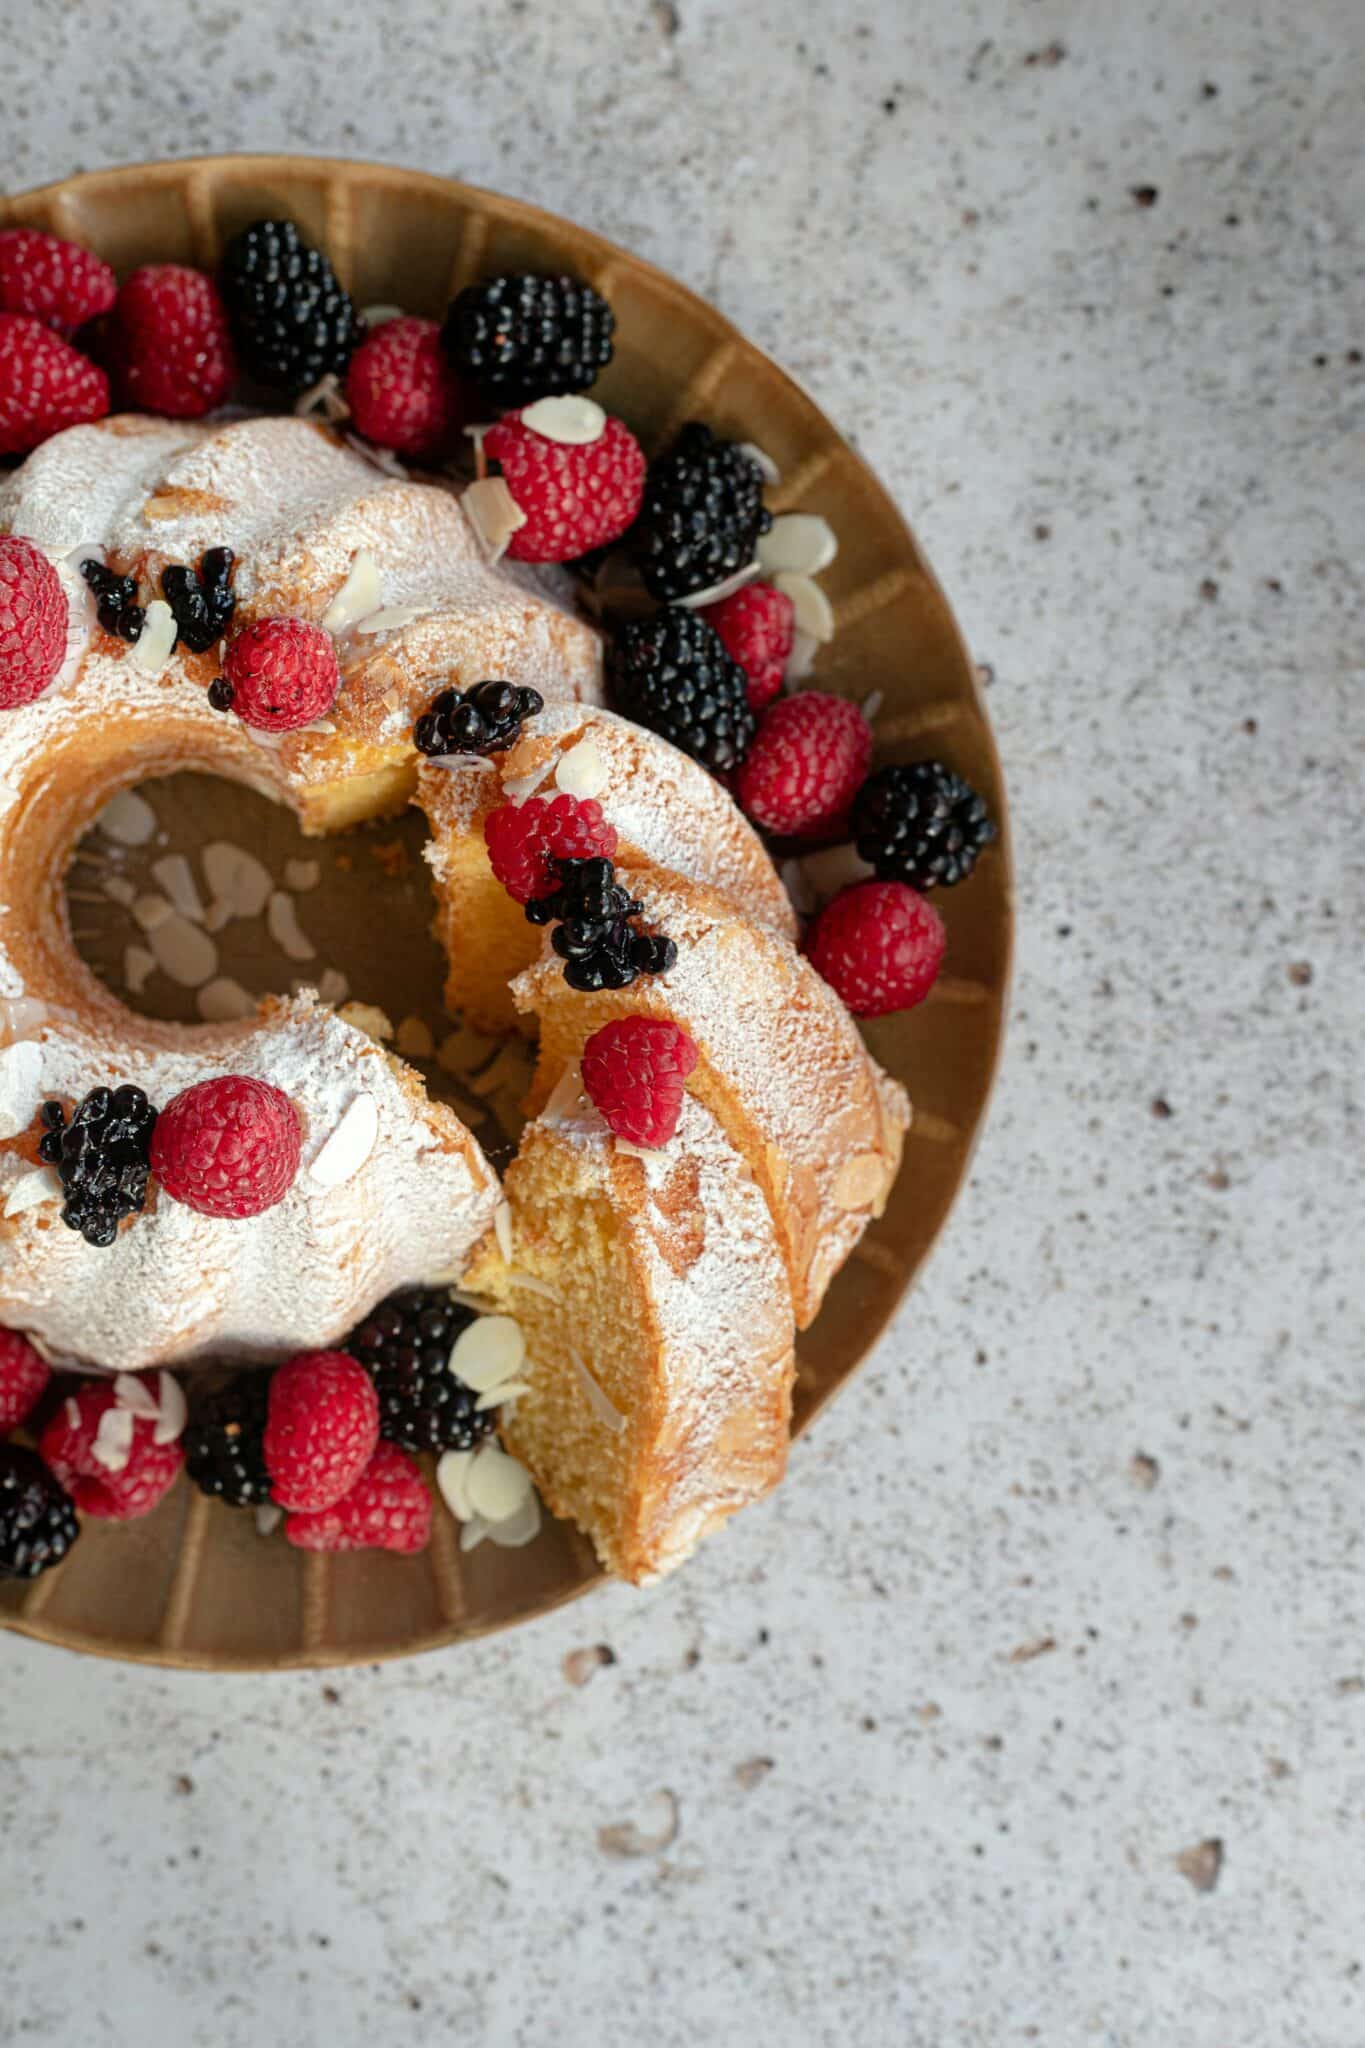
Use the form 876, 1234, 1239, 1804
1, 2, 1362, 2043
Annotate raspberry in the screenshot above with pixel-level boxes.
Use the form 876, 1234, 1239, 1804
735, 691, 872, 841
699, 581, 794, 711
0, 1328, 49, 1433
106, 264, 236, 419
0, 314, 108, 456
264, 1350, 380, 1513
0, 1445, 79, 1579
151, 1074, 301, 1219
483, 409, 646, 563
345, 315, 467, 457
284, 1442, 432, 1554
0, 534, 69, 710
214, 616, 340, 732
804, 880, 945, 1017
38, 1378, 184, 1521
484, 792, 618, 904
581, 1016, 699, 1148
0, 228, 116, 333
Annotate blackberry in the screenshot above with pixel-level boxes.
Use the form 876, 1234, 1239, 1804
527, 856, 677, 993
629, 423, 772, 602
345, 1290, 496, 1454
81, 558, 143, 643
161, 546, 236, 655
38, 1085, 158, 1248
183, 1375, 272, 1508
443, 273, 614, 407
0, 1445, 79, 1580
606, 607, 756, 774
414, 679, 544, 758
851, 761, 997, 891
222, 219, 363, 394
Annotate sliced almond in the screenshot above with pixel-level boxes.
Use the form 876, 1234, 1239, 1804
255, 1503, 283, 1537
150, 854, 205, 923
543, 1061, 585, 1122
486, 1491, 542, 1548
154, 1371, 187, 1446
785, 628, 820, 683
463, 476, 527, 565
493, 1199, 514, 1264
571, 1348, 626, 1434
267, 891, 316, 962
130, 599, 178, 676
316, 968, 350, 1008
677, 560, 762, 609
520, 395, 606, 445
338, 1001, 392, 1042
97, 789, 157, 847
474, 1378, 531, 1411
91, 1405, 135, 1474
0, 1041, 44, 1140
449, 1314, 525, 1393
293, 372, 350, 424
148, 913, 218, 990
284, 859, 321, 893
202, 842, 273, 921
554, 735, 607, 799
738, 439, 781, 486
359, 303, 405, 328
196, 976, 256, 1023
132, 893, 174, 933
774, 572, 835, 644
124, 944, 157, 996
354, 605, 426, 634
862, 688, 884, 722
114, 1373, 160, 1421
308, 1093, 379, 1188
466, 1444, 534, 1522
758, 513, 838, 577
436, 1448, 476, 1522
459, 1516, 491, 1552
507, 1271, 560, 1303
4, 1166, 60, 1217
395, 1016, 435, 1059
320, 549, 382, 634
102, 874, 136, 908
832, 1152, 888, 1210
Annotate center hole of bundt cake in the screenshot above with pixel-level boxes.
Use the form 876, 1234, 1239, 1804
65, 771, 528, 1163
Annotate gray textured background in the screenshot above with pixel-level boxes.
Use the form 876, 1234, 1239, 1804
2, 2, 1363, 2043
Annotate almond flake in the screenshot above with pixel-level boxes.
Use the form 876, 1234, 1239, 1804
309, 1093, 379, 1187
862, 688, 884, 722
338, 1002, 392, 1042
463, 476, 527, 565
267, 891, 316, 962
832, 1152, 888, 1211
316, 968, 350, 1007
154, 1371, 187, 1446
320, 549, 383, 634
543, 1061, 585, 1122
97, 789, 156, 847
293, 372, 350, 424
475, 1378, 531, 1411
148, 913, 219, 990
493, 1199, 514, 1263
124, 945, 157, 995
520, 395, 606, 445
114, 1374, 160, 1420
196, 977, 255, 1023
449, 1314, 525, 1393
758, 513, 838, 577
554, 736, 607, 798
132, 893, 174, 933
507, 1271, 561, 1303
284, 860, 321, 892
784, 627, 820, 684
459, 1516, 491, 1552
466, 1444, 534, 1522
359, 303, 405, 328
151, 854, 205, 923
92, 1405, 135, 1474
677, 560, 763, 609
4, 1166, 60, 1216
102, 875, 136, 908
774, 572, 835, 644
395, 1016, 435, 1059
0, 1041, 44, 1139
131, 599, 179, 675
738, 440, 781, 486
354, 605, 426, 634
571, 1348, 626, 1434
255, 1504, 283, 1537
487, 1491, 542, 1548
436, 1449, 476, 1522
202, 842, 272, 921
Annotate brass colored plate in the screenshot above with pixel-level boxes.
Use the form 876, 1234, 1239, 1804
0, 157, 1012, 1669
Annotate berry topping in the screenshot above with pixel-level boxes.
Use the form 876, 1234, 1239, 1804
699, 579, 794, 711
214, 615, 340, 732
443, 272, 615, 407
0, 534, 69, 710
161, 547, 236, 655
346, 1289, 496, 1454
183, 1374, 273, 1508
39, 1085, 158, 1247
415, 678, 543, 758
345, 315, 467, 457
735, 690, 873, 841
221, 218, 363, 394
0, 1328, 49, 1434
263, 1349, 380, 1514
850, 761, 997, 890
0, 227, 116, 333
484, 792, 618, 905
629, 422, 772, 602
284, 1441, 432, 1554
527, 855, 677, 992
0, 313, 108, 456
80, 558, 144, 642
606, 607, 756, 774
804, 879, 946, 1017
581, 1016, 699, 1148
106, 264, 236, 418
150, 1074, 302, 1220
39, 1378, 184, 1521
482, 408, 646, 562
0, 1444, 79, 1579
